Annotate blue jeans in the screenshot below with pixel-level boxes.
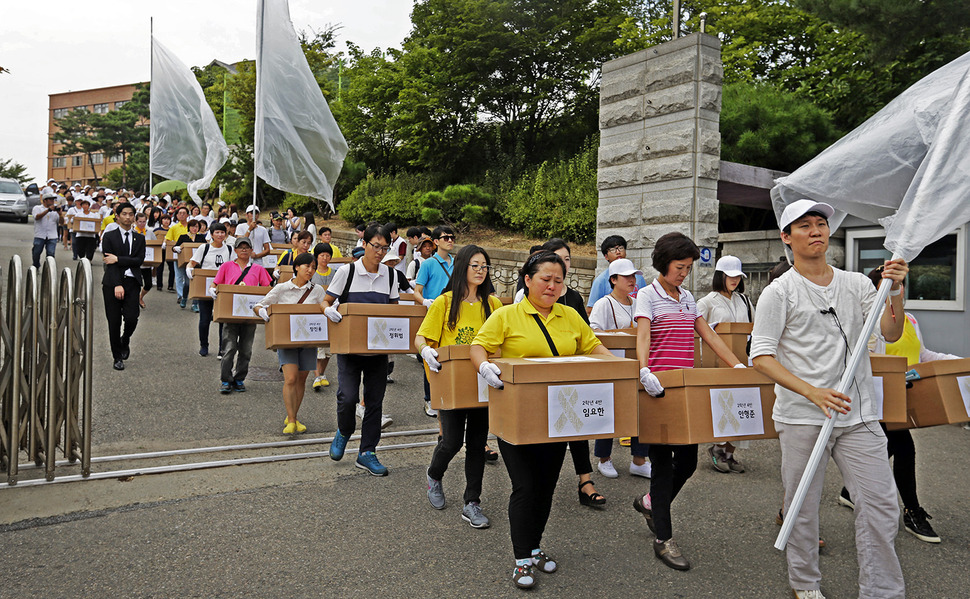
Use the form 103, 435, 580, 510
594, 437, 650, 459
32, 237, 57, 268
174, 264, 187, 301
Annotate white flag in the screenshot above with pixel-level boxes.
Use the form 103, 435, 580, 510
150, 37, 229, 205
255, 0, 349, 209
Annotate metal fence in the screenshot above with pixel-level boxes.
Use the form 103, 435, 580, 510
0, 255, 93, 484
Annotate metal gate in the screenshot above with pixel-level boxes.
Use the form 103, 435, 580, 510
1, 255, 93, 484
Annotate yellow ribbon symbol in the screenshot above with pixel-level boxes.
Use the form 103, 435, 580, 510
292, 315, 310, 341
370, 318, 390, 347
233, 294, 250, 316
553, 387, 584, 435
716, 390, 741, 434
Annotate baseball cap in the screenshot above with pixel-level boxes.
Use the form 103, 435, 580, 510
351, 246, 366, 259
42, 191, 58, 200
245, 205, 260, 213
714, 255, 747, 278
77, 196, 91, 205
47, 178, 56, 183
381, 252, 401, 264
234, 237, 253, 249
778, 199, 835, 231
607, 258, 643, 278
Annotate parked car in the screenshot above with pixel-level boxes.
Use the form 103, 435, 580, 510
0, 178, 38, 223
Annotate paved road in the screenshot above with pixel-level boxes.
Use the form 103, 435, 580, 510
2, 220, 969, 597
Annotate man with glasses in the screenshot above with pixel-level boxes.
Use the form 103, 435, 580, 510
413, 225, 456, 416
586, 234, 648, 314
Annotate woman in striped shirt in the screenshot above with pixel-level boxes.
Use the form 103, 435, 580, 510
633, 232, 745, 571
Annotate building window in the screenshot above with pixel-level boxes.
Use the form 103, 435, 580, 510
53, 157, 67, 168
53, 108, 69, 119
71, 156, 84, 167
109, 153, 124, 163
91, 153, 104, 165
114, 100, 128, 109
93, 103, 109, 114
846, 226, 966, 311
74, 105, 88, 112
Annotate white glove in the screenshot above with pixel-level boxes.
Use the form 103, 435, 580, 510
479, 362, 504, 389
324, 305, 342, 323
422, 298, 433, 308
258, 307, 269, 322
421, 346, 441, 372
639, 367, 664, 397
207, 286, 218, 300
733, 363, 746, 368
186, 266, 194, 280
172, 246, 182, 254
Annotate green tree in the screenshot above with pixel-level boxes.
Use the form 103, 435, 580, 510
96, 85, 150, 189
53, 108, 103, 183
0, 158, 30, 184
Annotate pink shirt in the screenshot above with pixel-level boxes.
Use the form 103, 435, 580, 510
634, 279, 698, 372
213, 260, 272, 287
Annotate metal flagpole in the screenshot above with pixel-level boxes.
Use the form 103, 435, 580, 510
252, 0, 265, 213
149, 17, 153, 196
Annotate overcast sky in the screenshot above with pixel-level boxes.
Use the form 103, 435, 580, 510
0, 0, 412, 184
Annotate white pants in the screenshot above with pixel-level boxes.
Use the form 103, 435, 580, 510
777, 422, 904, 598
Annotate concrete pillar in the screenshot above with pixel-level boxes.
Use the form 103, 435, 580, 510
597, 33, 722, 292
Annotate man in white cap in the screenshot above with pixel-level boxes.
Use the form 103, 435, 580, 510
235, 205, 273, 269
750, 199, 909, 599
31, 191, 62, 267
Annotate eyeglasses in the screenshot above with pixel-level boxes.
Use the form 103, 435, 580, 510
607, 246, 625, 255
437, 235, 456, 242
468, 264, 489, 273
368, 242, 390, 253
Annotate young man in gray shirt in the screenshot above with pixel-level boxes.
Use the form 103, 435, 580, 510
751, 199, 908, 599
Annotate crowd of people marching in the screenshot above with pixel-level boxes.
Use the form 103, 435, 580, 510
27, 179, 967, 597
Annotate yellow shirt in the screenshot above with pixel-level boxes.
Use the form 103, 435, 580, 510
473, 298, 601, 359
885, 315, 921, 366
329, 244, 343, 258
101, 213, 116, 231
418, 292, 503, 347
166, 222, 188, 243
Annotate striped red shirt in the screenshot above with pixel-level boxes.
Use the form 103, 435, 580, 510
634, 279, 698, 371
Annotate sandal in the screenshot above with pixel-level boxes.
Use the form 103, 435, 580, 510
512, 564, 536, 589
578, 480, 606, 507
484, 446, 499, 462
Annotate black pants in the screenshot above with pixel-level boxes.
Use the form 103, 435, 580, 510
221, 323, 255, 383
141, 268, 153, 291
336, 354, 388, 454
568, 440, 593, 476
428, 407, 489, 504
648, 444, 698, 541
498, 439, 567, 560
197, 300, 223, 353
75, 236, 98, 261
103, 278, 141, 361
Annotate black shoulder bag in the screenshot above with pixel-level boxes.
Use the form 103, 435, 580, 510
531, 314, 560, 356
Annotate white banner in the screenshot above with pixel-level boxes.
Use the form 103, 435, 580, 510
871, 376, 885, 421
367, 317, 409, 351
547, 382, 615, 438
710, 387, 765, 438
290, 314, 328, 342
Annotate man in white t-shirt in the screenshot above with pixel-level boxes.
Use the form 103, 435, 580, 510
750, 199, 908, 599
235, 206, 273, 269
32, 192, 62, 267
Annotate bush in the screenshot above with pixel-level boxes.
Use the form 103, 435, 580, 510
417, 184, 496, 230
338, 171, 439, 224
503, 140, 597, 243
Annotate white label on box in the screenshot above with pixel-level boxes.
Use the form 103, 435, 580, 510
232, 294, 264, 318
710, 387, 764, 438
399, 300, 415, 306
598, 331, 634, 337
367, 317, 409, 351
958, 375, 970, 417
144, 247, 155, 262
525, 356, 599, 363
477, 374, 489, 403
871, 376, 885, 421
79, 220, 96, 232
290, 314, 328, 342
608, 348, 625, 358
547, 382, 614, 438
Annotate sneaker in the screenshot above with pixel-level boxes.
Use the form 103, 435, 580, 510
283, 422, 297, 434
217, 351, 224, 359
294, 420, 307, 433
424, 400, 438, 418
630, 461, 652, 478
199, 347, 208, 357
708, 445, 731, 473
654, 538, 690, 570
179, 299, 186, 309
386, 375, 394, 384
837, 487, 855, 510
380, 414, 393, 429
726, 456, 745, 473
904, 507, 941, 543
633, 494, 656, 533
512, 564, 536, 589
792, 590, 827, 599
330, 430, 348, 461
461, 502, 490, 528
233, 380, 246, 392
355, 451, 388, 476
191, 303, 199, 313
531, 550, 557, 573
220, 381, 232, 395
312, 375, 329, 392
427, 470, 446, 509
355, 403, 365, 419
597, 459, 619, 479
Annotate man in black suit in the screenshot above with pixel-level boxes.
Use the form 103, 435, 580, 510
102, 202, 145, 371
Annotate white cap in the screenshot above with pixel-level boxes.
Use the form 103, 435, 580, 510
77, 195, 92, 204
779, 199, 835, 231
42, 190, 58, 200
607, 258, 643, 278
47, 178, 56, 183
245, 205, 260, 213
714, 255, 746, 278
217, 200, 226, 207
381, 252, 401, 264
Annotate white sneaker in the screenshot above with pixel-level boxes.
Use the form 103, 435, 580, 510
355, 403, 365, 419
792, 590, 826, 599
597, 459, 619, 478
630, 461, 652, 478
381, 414, 393, 429
424, 401, 438, 417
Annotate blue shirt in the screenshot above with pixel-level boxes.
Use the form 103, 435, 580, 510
415, 253, 454, 300
586, 268, 648, 308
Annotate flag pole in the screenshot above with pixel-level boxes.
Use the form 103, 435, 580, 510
149, 16, 153, 196
252, 0, 265, 213
774, 268, 898, 550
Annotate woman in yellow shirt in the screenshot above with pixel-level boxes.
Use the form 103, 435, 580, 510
416, 245, 502, 529
471, 250, 612, 590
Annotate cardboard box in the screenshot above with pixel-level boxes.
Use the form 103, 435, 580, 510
176, 242, 204, 267
428, 345, 499, 410
271, 244, 290, 251
143, 239, 163, 267
72, 215, 102, 233
398, 292, 423, 306
595, 329, 638, 359
328, 303, 428, 354
276, 264, 293, 283
331, 257, 352, 264
498, 296, 515, 305
640, 368, 778, 445
699, 322, 752, 368
265, 304, 329, 350
187, 268, 219, 300
869, 354, 908, 423
900, 357, 970, 427
487, 355, 639, 445
212, 284, 271, 323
